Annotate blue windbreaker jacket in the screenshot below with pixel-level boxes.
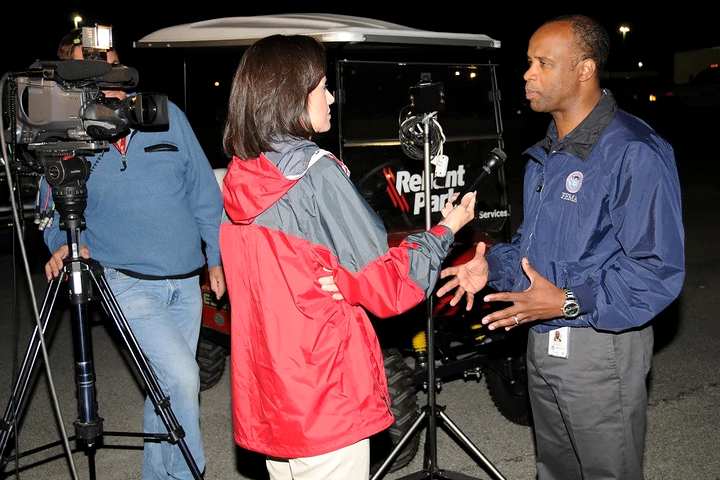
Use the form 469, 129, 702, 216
487, 109, 685, 333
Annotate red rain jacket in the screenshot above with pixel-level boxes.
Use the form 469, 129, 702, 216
220, 139, 453, 458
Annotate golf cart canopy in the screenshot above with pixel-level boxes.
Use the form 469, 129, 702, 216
135, 13, 501, 49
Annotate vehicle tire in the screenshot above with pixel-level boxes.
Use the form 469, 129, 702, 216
485, 353, 531, 426
370, 348, 421, 474
197, 337, 226, 391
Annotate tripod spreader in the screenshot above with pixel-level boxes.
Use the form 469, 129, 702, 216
0, 253, 203, 479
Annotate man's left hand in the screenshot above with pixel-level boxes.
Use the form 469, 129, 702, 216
208, 265, 226, 299
481, 257, 565, 331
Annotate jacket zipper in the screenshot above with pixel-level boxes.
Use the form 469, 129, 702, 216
524, 157, 549, 260
118, 130, 138, 171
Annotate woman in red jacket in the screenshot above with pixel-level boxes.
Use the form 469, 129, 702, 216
220, 34, 476, 479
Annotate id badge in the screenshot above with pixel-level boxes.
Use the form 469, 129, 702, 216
548, 327, 569, 358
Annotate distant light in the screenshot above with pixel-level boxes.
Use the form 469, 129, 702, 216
710, 63, 719, 69
649, 94, 657, 102
619, 25, 630, 40
213, 81, 220, 87
455, 71, 461, 76
469, 72, 477, 79
73, 14, 83, 29
638, 61, 644, 68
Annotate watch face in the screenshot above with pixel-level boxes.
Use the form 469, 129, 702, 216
564, 302, 580, 318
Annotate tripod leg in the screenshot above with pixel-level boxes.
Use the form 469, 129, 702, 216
371, 410, 427, 480
438, 410, 506, 480
88, 267, 203, 480
88, 449, 97, 480
423, 297, 438, 473
0, 274, 64, 461
68, 298, 103, 451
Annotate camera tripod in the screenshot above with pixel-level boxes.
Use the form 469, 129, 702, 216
0, 214, 203, 479
372, 113, 506, 480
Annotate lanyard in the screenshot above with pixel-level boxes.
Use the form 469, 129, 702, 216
113, 136, 128, 156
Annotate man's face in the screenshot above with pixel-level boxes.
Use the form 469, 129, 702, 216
523, 21, 583, 113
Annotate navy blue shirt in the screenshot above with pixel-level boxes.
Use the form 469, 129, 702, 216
487, 92, 685, 332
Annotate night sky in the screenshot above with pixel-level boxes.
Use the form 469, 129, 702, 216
1, 2, 716, 248
3, 2, 718, 80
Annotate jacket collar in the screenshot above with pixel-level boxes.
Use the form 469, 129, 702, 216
526, 89, 617, 163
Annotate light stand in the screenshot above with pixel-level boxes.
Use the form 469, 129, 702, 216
0, 151, 203, 480
372, 110, 506, 480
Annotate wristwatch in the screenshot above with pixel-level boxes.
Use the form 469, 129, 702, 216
562, 288, 581, 318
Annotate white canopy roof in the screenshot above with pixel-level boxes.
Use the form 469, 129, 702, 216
135, 14, 500, 49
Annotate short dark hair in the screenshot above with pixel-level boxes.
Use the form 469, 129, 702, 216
223, 35, 327, 159
550, 15, 610, 72
57, 29, 82, 60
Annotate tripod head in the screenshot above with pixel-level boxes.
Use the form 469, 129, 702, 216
35, 149, 94, 233
26, 142, 109, 262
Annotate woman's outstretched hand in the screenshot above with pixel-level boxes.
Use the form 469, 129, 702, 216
438, 191, 476, 234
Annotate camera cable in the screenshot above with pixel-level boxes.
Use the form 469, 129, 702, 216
0, 72, 79, 480
10, 201, 20, 478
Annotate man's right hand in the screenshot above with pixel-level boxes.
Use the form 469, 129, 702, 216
45, 245, 90, 281
436, 242, 489, 310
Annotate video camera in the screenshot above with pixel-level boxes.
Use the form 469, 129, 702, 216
9, 24, 168, 156
13, 62, 168, 152
1, 24, 169, 231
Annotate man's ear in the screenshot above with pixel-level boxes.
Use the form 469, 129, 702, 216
577, 58, 597, 83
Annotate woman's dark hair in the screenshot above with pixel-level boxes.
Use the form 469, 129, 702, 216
223, 35, 326, 159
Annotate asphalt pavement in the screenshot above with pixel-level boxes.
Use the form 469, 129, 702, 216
0, 128, 718, 479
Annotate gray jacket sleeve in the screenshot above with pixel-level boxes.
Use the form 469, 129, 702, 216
310, 157, 454, 316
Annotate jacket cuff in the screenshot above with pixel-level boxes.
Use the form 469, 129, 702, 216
333, 267, 361, 306
569, 279, 596, 315
486, 251, 503, 284
205, 246, 221, 268
430, 224, 453, 241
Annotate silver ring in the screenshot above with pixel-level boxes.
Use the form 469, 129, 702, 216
513, 315, 520, 326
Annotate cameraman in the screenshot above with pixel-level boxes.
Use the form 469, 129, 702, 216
43, 30, 224, 479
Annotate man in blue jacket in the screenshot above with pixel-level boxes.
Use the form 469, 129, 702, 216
438, 15, 684, 480
43, 34, 224, 479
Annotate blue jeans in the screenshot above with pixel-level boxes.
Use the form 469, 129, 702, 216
104, 268, 205, 479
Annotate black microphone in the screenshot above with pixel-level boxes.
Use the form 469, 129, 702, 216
24, 61, 138, 88
96, 64, 139, 89
460, 147, 507, 197
47, 60, 113, 81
